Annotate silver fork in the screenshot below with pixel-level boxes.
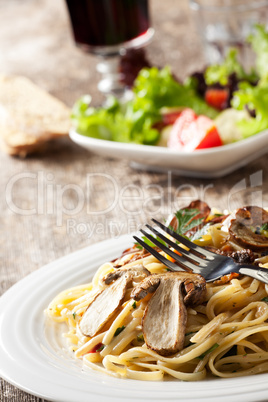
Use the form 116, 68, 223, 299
133, 219, 268, 285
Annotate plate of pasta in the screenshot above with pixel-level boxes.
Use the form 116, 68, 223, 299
1, 201, 268, 402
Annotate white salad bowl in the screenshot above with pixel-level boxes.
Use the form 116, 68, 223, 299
70, 129, 268, 178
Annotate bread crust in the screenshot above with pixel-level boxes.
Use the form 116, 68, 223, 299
0, 75, 71, 156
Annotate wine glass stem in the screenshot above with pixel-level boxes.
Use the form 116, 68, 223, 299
96, 55, 125, 97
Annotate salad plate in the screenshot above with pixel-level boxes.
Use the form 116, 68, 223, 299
69, 25, 268, 177
1, 234, 268, 402
70, 128, 268, 178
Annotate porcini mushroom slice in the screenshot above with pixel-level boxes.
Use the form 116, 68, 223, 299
130, 275, 161, 301
79, 275, 128, 337
229, 206, 268, 251
80, 265, 150, 338
131, 272, 206, 356
103, 264, 150, 285
112, 247, 150, 268
143, 278, 187, 356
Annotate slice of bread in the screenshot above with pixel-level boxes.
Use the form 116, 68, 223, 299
0, 75, 71, 157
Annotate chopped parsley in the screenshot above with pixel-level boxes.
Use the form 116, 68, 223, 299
114, 325, 126, 337
72, 312, 76, 320
262, 297, 268, 303
96, 344, 105, 352
260, 223, 268, 237
197, 343, 219, 360
132, 301, 137, 309
137, 334, 144, 342
261, 223, 268, 231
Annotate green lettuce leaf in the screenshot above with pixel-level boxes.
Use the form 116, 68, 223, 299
231, 82, 268, 138
204, 48, 257, 86
71, 94, 159, 145
71, 66, 218, 144
248, 24, 268, 83
132, 66, 218, 118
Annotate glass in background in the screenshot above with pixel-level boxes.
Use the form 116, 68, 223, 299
65, 0, 154, 96
189, 0, 268, 67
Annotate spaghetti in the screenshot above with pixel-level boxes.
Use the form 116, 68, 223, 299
46, 207, 268, 381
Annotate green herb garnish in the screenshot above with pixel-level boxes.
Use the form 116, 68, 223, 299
137, 334, 144, 342
114, 325, 126, 337
135, 243, 143, 250
134, 234, 168, 250
96, 344, 105, 352
134, 207, 206, 251
173, 208, 204, 237
197, 343, 219, 360
260, 223, 268, 235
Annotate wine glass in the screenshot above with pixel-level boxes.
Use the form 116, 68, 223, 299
65, 0, 154, 97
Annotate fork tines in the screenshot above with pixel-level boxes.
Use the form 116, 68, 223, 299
133, 235, 183, 272
151, 219, 215, 260
134, 219, 215, 274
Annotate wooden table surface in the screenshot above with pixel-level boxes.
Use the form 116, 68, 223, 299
1, 0, 268, 401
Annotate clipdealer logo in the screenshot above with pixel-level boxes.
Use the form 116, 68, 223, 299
5, 170, 265, 237
5, 171, 168, 226
227, 170, 264, 210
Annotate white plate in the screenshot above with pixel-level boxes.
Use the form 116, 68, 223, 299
70, 129, 268, 178
1, 235, 268, 402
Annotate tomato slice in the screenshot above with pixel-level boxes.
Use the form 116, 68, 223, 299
168, 109, 223, 151
167, 109, 196, 149
162, 110, 183, 125
194, 116, 223, 150
205, 88, 229, 111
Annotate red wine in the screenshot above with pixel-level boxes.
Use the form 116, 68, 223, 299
65, 0, 150, 49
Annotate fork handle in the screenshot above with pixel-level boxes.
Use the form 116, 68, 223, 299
239, 266, 268, 285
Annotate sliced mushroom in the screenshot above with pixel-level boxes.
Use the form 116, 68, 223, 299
131, 272, 206, 356
79, 265, 150, 337
186, 200, 211, 221
79, 274, 128, 338
103, 264, 150, 285
205, 246, 256, 264
229, 206, 268, 251
112, 246, 150, 268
